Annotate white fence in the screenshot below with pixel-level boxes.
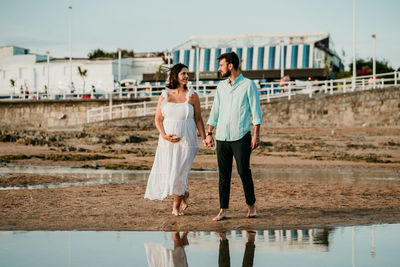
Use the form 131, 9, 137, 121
86, 94, 215, 123
86, 71, 399, 123
0, 83, 216, 101
258, 71, 399, 102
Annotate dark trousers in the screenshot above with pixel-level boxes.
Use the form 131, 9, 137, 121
216, 131, 255, 209
218, 238, 255, 267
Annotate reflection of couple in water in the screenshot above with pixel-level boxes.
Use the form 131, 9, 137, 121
145, 231, 256, 267
144, 51, 262, 220
218, 231, 256, 267
144, 232, 189, 267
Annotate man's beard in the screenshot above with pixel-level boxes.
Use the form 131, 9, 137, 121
220, 69, 231, 78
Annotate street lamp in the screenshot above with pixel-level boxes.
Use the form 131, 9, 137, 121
372, 34, 376, 88
46, 51, 50, 97
67, 6, 72, 87
191, 45, 200, 91
280, 39, 284, 78
352, 0, 356, 91
118, 48, 121, 94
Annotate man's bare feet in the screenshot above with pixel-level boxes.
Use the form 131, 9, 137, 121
247, 231, 256, 242
213, 209, 227, 221
217, 232, 227, 240
181, 191, 190, 211
247, 205, 256, 218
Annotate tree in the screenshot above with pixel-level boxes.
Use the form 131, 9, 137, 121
87, 48, 135, 59
9, 79, 16, 95
77, 66, 88, 93
154, 64, 169, 81
349, 58, 394, 76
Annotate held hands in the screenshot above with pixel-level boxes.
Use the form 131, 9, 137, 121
204, 135, 215, 147
251, 135, 260, 150
163, 134, 181, 143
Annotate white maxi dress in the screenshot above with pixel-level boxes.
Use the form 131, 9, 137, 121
145, 89, 199, 200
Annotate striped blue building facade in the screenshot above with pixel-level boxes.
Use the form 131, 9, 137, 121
172, 44, 316, 72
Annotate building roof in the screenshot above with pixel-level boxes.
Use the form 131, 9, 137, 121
173, 32, 330, 50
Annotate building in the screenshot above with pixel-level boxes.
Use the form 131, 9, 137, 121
143, 32, 344, 82
0, 46, 164, 96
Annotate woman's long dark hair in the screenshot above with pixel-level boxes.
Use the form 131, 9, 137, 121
167, 63, 188, 89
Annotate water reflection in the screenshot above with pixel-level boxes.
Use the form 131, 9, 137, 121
0, 164, 399, 190
1, 224, 399, 267
217, 231, 255, 267
145, 232, 189, 267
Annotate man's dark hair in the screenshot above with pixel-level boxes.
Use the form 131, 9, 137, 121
217, 52, 240, 71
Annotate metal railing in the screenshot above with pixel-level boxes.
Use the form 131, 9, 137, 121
86, 71, 399, 123
258, 71, 399, 102
0, 83, 217, 101
86, 93, 215, 123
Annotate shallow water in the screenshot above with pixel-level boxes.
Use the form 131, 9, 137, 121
0, 224, 399, 266
0, 164, 399, 190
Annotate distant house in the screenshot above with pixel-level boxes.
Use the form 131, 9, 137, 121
0, 46, 164, 96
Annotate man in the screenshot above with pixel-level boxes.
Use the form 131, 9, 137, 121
206, 52, 262, 221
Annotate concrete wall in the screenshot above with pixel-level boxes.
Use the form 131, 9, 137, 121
0, 98, 149, 130
0, 87, 399, 131
260, 87, 399, 127
85, 87, 400, 130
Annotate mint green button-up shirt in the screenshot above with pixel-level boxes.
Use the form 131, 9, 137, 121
207, 74, 262, 141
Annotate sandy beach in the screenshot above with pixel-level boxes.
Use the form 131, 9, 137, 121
0, 126, 399, 231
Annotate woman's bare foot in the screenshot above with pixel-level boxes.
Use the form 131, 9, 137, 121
181, 191, 190, 211
172, 209, 183, 216
213, 209, 227, 221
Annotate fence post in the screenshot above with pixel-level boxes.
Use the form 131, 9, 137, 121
330, 80, 333, 95
288, 82, 292, 100
150, 86, 153, 97
205, 95, 209, 109
395, 71, 398, 86
143, 101, 147, 116
343, 80, 347, 93
362, 79, 365, 90
122, 104, 125, 118
134, 87, 138, 98
309, 82, 313, 98
267, 87, 270, 103
324, 80, 328, 94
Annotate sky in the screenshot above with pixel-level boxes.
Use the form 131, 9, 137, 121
1, 0, 399, 70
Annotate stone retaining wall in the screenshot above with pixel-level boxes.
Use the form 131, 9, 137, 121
1, 87, 399, 131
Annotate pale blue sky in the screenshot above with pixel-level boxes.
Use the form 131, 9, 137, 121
1, 0, 399, 69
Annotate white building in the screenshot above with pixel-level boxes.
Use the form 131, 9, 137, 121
165, 32, 343, 81
0, 46, 164, 96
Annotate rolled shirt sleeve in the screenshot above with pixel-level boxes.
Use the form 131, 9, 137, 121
248, 80, 263, 125
207, 88, 220, 127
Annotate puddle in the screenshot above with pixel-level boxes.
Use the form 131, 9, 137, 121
0, 164, 399, 190
0, 224, 399, 266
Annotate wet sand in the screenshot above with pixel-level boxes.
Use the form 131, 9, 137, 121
1, 175, 400, 231
0, 127, 400, 231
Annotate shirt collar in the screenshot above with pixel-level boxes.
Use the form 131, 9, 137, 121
224, 74, 244, 86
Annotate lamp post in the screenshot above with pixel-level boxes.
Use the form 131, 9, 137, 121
352, 0, 356, 91
192, 45, 200, 91
46, 51, 50, 97
280, 39, 284, 78
118, 48, 121, 95
372, 34, 376, 89
68, 6, 72, 87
